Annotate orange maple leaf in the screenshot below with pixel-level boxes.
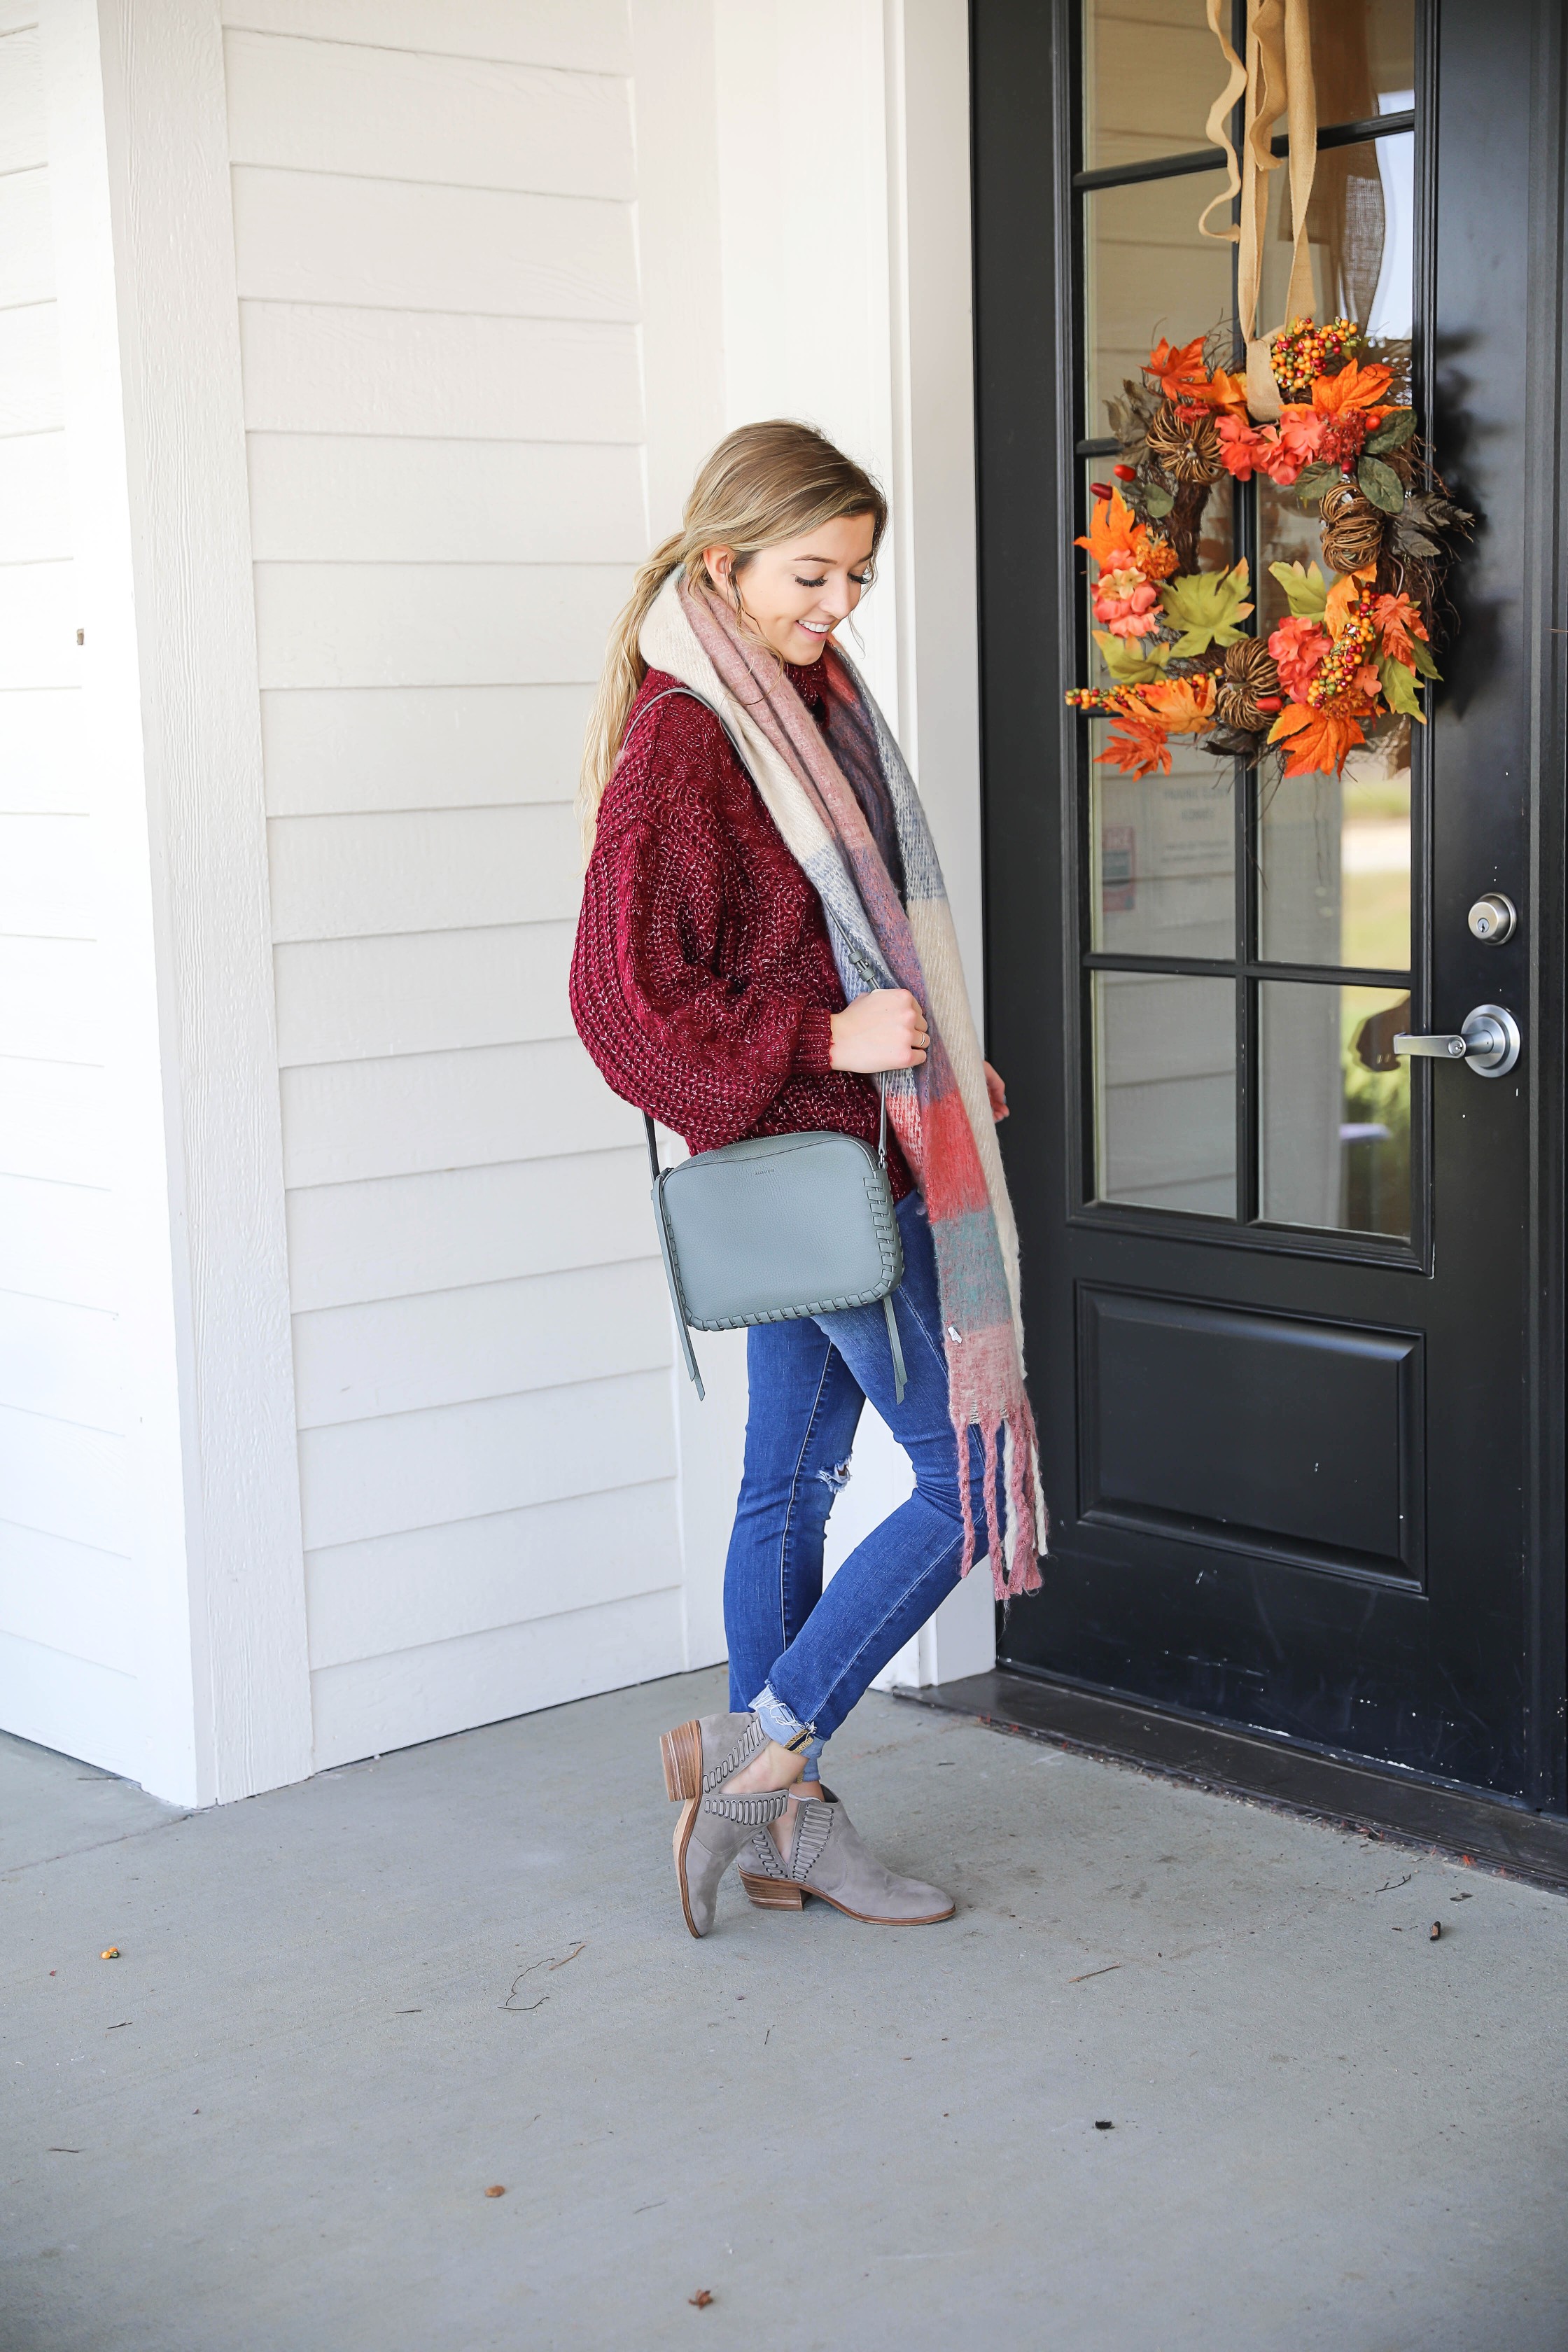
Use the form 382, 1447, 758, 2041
1096, 716, 1173, 778
1312, 359, 1394, 417
1074, 483, 1174, 583
1146, 335, 1210, 405
1139, 674, 1217, 733
1372, 591, 1428, 666
1267, 701, 1367, 777
1184, 365, 1252, 418
1091, 672, 1217, 779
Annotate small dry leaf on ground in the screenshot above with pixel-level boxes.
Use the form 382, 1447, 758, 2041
689, 2289, 714, 2308
484, 2185, 506, 2198
100, 1948, 120, 1960
501, 1940, 587, 2012
1430, 1921, 1442, 1940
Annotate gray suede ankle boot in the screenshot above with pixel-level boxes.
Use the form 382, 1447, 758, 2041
738, 1787, 955, 1924
659, 1712, 788, 1938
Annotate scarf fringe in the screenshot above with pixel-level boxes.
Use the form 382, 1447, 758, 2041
957, 1410, 1047, 1600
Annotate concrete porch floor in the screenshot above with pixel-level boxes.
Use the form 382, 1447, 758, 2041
3, 1667, 1566, 2352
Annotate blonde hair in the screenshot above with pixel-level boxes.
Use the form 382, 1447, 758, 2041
578, 419, 886, 858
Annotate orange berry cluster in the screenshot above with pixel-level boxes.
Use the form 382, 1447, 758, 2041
1306, 603, 1378, 710
1272, 317, 1360, 402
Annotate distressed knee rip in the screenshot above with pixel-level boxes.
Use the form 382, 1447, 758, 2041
815, 1458, 853, 1494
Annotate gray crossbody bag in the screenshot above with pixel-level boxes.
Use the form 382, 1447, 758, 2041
645, 1096, 906, 1405
624, 688, 907, 1406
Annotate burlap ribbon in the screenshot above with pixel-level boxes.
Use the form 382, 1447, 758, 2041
1198, 0, 1318, 419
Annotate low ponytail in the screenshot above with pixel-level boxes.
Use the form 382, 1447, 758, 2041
576, 420, 886, 862
578, 530, 684, 862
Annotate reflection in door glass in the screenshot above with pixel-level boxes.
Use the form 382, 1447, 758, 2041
1259, 133, 1413, 378
1082, 0, 1229, 173
1094, 972, 1236, 1215
1308, 0, 1415, 129
1259, 981, 1411, 1238
1084, 0, 1415, 175
1092, 744, 1233, 959
1084, 172, 1235, 424
1259, 729, 1410, 972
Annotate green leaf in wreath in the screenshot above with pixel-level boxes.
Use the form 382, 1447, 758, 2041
1365, 408, 1417, 456
1357, 456, 1407, 514
1379, 655, 1427, 722
1093, 629, 1173, 686
1142, 482, 1175, 518
1293, 462, 1339, 507
1408, 634, 1442, 681
1267, 559, 1330, 620
1158, 562, 1253, 655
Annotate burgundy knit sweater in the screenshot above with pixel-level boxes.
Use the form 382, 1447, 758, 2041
570, 659, 913, 1198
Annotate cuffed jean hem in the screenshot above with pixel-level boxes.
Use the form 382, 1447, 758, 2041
751, 1684, 823, 1778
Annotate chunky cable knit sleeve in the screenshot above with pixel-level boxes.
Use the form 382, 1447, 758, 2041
574, 794, 827, 1145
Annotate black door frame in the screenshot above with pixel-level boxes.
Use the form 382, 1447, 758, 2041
971, 0, 1568, 1814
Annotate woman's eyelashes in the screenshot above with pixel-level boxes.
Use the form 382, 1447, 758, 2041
793, 573, 872, 589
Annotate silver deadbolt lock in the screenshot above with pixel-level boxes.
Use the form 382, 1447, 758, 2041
1393, 1002, 1522, 1078
1468, 892, 1516, 944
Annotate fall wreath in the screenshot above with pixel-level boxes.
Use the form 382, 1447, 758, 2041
1066, 321, 1472, 780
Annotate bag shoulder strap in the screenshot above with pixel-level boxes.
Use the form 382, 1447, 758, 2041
619, 680, 749, 771
648, 1084, 886, 1180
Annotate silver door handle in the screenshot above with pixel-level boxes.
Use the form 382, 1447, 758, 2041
1392, 1002, 1521, 1078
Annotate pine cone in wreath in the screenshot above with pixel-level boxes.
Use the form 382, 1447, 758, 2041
1320, 480, 1386, 574
1146, 400, 1222, 484
1214, 636, 1280, 734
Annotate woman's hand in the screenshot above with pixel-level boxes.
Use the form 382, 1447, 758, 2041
829, 988, 929, 1073
984, 1061, 1009, 1122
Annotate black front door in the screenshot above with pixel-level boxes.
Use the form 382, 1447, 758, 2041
974, 0, 1566, 1807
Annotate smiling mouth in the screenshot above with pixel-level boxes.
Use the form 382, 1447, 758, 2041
797, 620, 832, 636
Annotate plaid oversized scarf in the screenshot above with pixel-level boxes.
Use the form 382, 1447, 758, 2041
640, 574, 1046, 1597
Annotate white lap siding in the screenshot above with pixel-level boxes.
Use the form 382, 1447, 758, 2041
0, 0, 982, 1790
220, 1, 687, 1765
0, 9, 137, 1774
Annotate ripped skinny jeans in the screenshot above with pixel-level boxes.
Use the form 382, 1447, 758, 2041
724, 1189, 1002, 1779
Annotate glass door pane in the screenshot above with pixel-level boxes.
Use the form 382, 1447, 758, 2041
1083, 0, 1231, 171
1258, 981, 1412, 1238
1093, 972, 1236, 1214
1084, 172, 1235, 421
1259, 732, 1412, 970
1308, 0, 1416, 122
1091, 750, 1234, 958
1259, 131, 1415, 358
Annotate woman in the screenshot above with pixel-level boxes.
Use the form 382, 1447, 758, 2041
571, 421, 1044, 1939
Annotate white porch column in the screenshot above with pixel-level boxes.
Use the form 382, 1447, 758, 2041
37, 0, 310, 1803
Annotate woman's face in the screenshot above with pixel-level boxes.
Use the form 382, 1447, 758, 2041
702, 513, 878, 664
